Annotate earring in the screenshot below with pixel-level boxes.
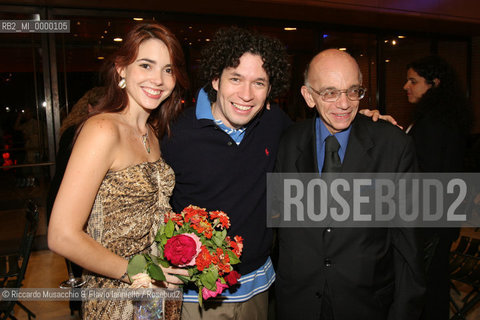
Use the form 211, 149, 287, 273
118, 78, 126, 89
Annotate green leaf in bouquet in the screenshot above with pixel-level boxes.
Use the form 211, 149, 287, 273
194, 278, 203, 288
211, 266, 219, 279
198, 288, 203, 308
174, 274, 191, 284
203, 239, 216, 250
156, 242, 165, 259
188, 268, 197, 277
155, 225, 165, 241
160, 235, 168, 246
227, 250, 241, 265
156, 232, 167, 243
199, 270, 217, 291
149, 255, 160, 265
212, 232, 224, 247
147, 262, 166, 281
165, 220, 175, 238
127, 254, 148, 278
157, 257, 170, 268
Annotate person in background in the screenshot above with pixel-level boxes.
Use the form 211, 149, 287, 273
403, 55, 473, 320
14, 107, 42, 164
48, 23, 189, 318
47, 86, 105, 219
46, 86, 105, 317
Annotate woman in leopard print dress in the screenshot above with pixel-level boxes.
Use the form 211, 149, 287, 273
48, 23, 189, 319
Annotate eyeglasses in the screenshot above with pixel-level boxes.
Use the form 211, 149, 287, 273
308, 85, 366, 102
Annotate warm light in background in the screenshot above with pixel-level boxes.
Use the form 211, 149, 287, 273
284, 27, 297, 31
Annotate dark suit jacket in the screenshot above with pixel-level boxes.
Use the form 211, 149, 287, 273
275, 114, 425, 320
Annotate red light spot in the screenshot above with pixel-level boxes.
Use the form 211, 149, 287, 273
265, 148, 270, 156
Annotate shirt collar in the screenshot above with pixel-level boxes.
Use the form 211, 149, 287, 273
195, 88, 214, 120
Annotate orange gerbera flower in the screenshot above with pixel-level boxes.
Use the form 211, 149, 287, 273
191, 217, 213, 238
209, 210, 231, 229
230, 236, 244, 257
183, 205, 208, 223
215, 248, 231, 275
196, 245, 213, 271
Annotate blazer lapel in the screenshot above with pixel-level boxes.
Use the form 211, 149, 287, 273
342, 116, 375, 172
295, 118, 318, 173
293, 115, 376, 173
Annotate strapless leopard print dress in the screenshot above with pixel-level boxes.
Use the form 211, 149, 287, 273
82, 158, 174, 320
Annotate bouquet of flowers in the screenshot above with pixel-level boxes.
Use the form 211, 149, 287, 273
128, 205, 243, 306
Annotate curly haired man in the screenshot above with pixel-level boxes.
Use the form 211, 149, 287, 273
161, 27, 291, 319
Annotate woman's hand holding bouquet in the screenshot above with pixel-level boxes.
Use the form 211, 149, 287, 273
128, 205, 243, 306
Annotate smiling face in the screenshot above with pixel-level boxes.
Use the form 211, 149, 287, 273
211, 53, 270, 129
118, 38, 175, 111
403, 68, 432, 104
301, 50, 361, 134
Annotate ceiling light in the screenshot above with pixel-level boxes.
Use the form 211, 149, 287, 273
339, 48, 347, 51
97, 56, 105, 60
284, 27, 297, 31
385, 59, 390, 63
391, 40, 397, 45
113, 37, 123, 42
133, 18, 143, 21
398, 35, 405, 38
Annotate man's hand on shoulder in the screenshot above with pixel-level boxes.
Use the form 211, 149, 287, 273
359, 109, 403, 130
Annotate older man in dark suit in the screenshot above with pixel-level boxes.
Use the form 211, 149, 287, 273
275, 49, 425, 320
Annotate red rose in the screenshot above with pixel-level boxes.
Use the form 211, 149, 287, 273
164, 234, 201, 267
224, 270, 241, 286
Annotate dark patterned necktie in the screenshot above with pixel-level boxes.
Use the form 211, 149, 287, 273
322, 135, 342, 173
